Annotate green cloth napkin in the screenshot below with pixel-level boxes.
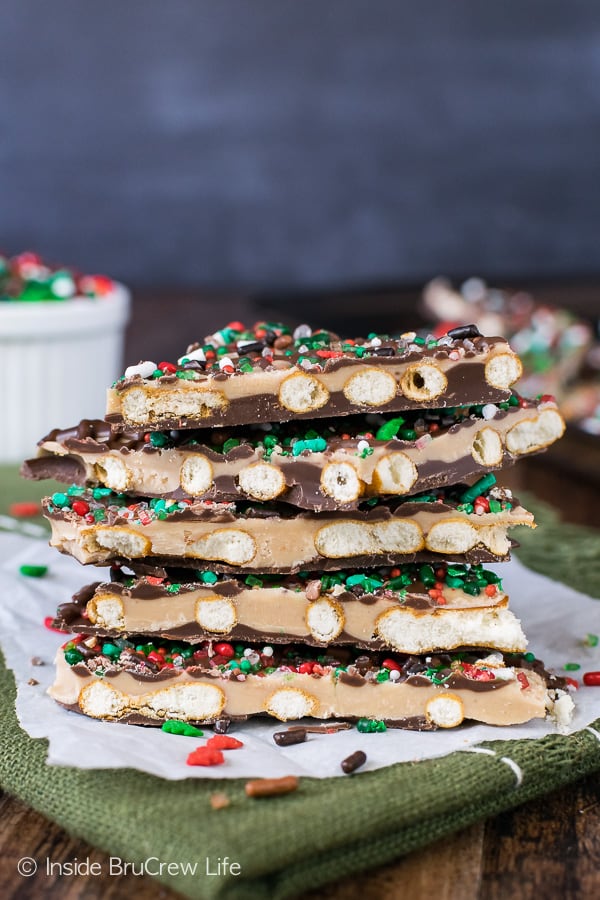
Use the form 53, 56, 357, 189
1, 464, 600, 900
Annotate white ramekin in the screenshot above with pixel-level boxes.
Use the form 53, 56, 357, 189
0, 283, 130, 462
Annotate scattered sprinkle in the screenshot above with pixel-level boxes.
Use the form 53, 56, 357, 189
245, 776, 299, 798
187, 747, 225, 767
210, 792, 231, 810
19, 564, 48, 578
161, 720, 204, 737
341, 750, 367, 774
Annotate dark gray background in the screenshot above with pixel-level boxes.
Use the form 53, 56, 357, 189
2, 1, 600, 288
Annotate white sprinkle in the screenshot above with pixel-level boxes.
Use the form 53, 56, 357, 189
178, 347, 205, 364
124, 360, 156, 379
293, 324, 312, 340
297, 344, 309, 354
370, 337, 382, 347
262, 646, 274, 657
481, 404, 498, 420
243, 648, 253, 657
415, 433, 433, 451
218, 356, 234, 369
357, 439, 370, 453
401, 331, 416, 341
389, 670, 401, 682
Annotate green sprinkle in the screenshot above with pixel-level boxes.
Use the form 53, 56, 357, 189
346, 574, 366, 587
161, 720, 204, 737
149, 432, 168, 447
19, 564, 48, 578
376, 670, 390, 682
67, 485, 85, 496
93, 509, 106, 522
64, 649, 83, 665
524, 652, 536, 662
584, 633, 599, 647
239, 659, 252, 673
564, 662, 581, 671
93, 487, 113, 499
375, 417, 405, 441
51, 492, 68, 508
101, 643, 121, 658
460, 473, 497, 504
223, 438, 241, 453
199, 571, 218, 584
356, 718, 387, 733
399, 428, 417, 441
445, 576, 465, 589
245, 575, 263, 588
489, 499, 502, 513
166, 583, 181, 593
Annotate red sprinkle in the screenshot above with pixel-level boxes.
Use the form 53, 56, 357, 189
146, 576, 164, 585
214, 642, 235, 658
71, 500, 90, 516
382, 658, 401, 671
158, 361, 177, 373
298, 661, 314, 674
206, 735, 244, 750
517, 672, 530, 690
565, 677, 579, 690
186, 747, 225, 767
9, 502, 40, 518
583, 671, 600, 686
44, 616, 64, 633
227, 321, 245, 331
485, 584, 497, 597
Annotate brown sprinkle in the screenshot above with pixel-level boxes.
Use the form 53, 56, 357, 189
245, 776, 299, 798
27, 678, 39, 686
273, 728, 307, 746
210, 792, 230, 810
341, 750, 367, 774
30, 657, 44, 666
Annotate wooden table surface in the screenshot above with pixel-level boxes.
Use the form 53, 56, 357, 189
2, 285, 599, 900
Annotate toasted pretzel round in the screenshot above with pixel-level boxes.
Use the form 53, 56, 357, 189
342, 368, 397, 407
400, 363, 447, 401
238, 462, 286, 501
180, 454, 214, 495
425, 692, 465, 728
278, 372, 330, 413
265, 687, 318, 721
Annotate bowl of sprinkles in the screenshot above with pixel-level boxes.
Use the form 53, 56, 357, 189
0, 252, 130, 461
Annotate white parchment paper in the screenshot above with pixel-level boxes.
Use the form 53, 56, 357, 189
1, 531, 599, 780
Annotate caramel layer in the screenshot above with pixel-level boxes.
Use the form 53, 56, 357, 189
44, 493, 534, 571
50, 651, 550, 728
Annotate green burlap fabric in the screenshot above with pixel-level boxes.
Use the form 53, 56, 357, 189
1, 465, 600, 900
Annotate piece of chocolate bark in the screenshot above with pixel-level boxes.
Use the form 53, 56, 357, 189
23, 395, 565, 511
105, 323, 522, 431
52, 562, 526, 654
42, 481, 533, 571
50, 637, 572, 729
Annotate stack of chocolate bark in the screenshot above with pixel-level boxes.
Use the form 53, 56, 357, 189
24, 322, 573, 732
